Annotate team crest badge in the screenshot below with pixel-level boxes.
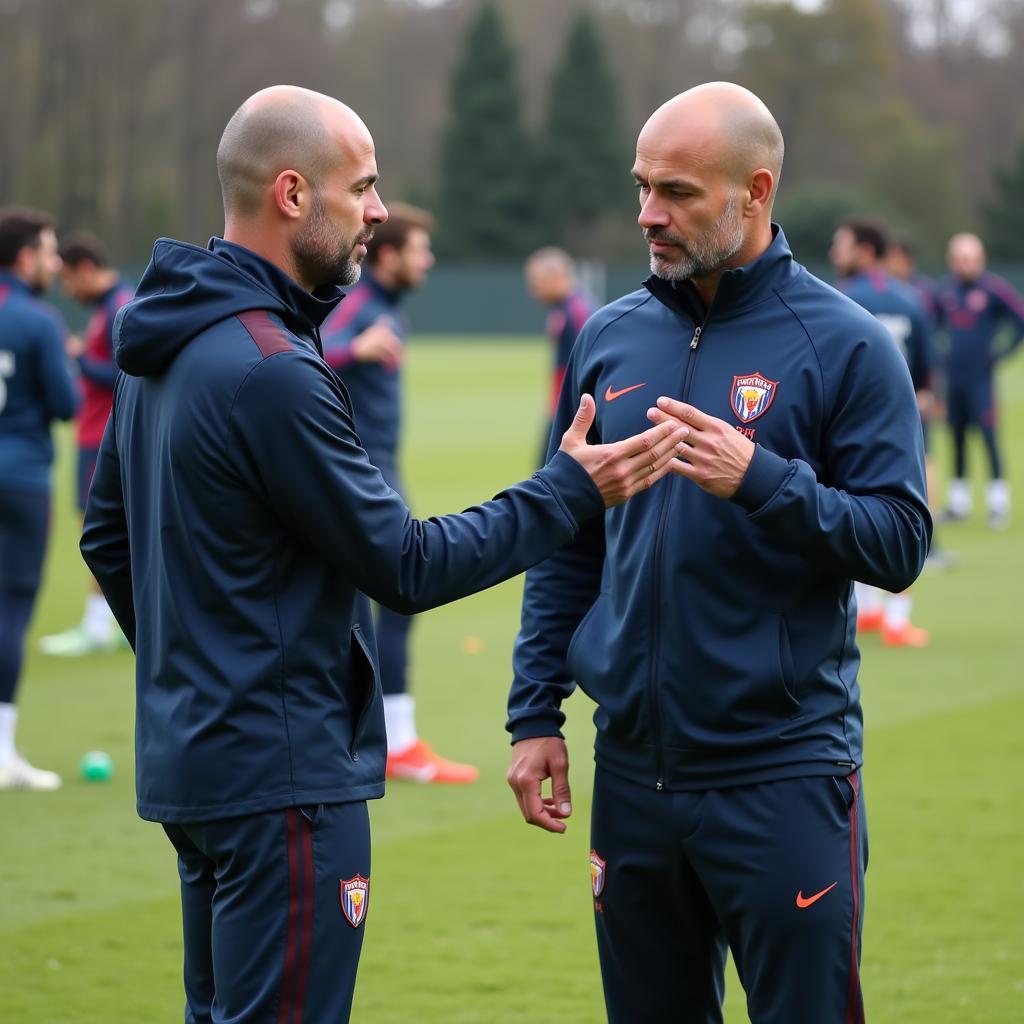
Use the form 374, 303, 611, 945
731, 372, 779, 423
340, 875, 369, 928
590, 850, 607, 898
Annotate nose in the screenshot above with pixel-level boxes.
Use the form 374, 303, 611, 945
366, 188, 388, 225
637, 193, 669, 230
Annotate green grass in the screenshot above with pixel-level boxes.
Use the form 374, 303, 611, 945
3, 337, 1023, 1022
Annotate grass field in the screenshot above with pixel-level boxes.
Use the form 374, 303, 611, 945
2, 337, 1023, 1023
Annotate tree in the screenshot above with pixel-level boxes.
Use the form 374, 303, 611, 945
982, 139, 1024, 260
539, 9, 630, 255
434, 1, 535, 258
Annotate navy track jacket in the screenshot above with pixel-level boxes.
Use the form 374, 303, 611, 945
508, 228, 931, 790
80, 237, 604, 823
0, 272, 79, 492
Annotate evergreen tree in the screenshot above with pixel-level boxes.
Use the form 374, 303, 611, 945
540, 10, 629, 254
435, 1, 534, 259
982, 140, 1024, 260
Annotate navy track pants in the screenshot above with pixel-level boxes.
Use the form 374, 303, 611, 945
163, 801, 371, 1024
590, 767, 867, 1023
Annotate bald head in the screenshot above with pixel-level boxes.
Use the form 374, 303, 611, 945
217, 85, 365, 219
642, 83, 784, 200
947, 232, 986, 281
525, 247, 577, 304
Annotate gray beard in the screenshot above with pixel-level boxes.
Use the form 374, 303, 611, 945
649, 198, 745, 282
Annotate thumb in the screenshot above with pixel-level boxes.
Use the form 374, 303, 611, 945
551, 768, 573, 817
563, 393, 596, 446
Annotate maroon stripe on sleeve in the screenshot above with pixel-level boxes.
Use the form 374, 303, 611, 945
276, 809, 301, 1024
292, 815, 316, 1024
845, 771, 865, 1024
237, 310, 293, 358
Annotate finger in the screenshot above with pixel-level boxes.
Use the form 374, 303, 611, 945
562, 393, 596, 446
620, 425, 689, 485
655, 397, 716, 430
618, 417, 682, 459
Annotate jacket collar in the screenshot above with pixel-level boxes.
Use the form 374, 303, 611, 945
644, 224, 800, 323
209, 238, 344, 334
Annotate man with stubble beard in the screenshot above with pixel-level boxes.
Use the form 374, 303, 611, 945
79, 86, 689, 1023
506, 82, 931, 1023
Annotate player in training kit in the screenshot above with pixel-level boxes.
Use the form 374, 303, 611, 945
506, 84, 930, 1024
936, 232, 1024, 528
80, 85, 688, 1024
0, 208, 79, 790
320, 203, 478, 784
39, 233, 132, 656
524, 247, 595, 427
830, 217, 936, 647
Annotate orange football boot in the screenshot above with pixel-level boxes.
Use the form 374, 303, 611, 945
856, 608, 884, 633
881, 622, 930, 648
385, 739, 479, 784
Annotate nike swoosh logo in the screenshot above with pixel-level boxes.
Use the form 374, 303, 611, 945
795, 881, 838, 908
604, 382, 647, 402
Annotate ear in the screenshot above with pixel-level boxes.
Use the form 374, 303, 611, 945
744, 168, 775, 217
272, 169, 309, 221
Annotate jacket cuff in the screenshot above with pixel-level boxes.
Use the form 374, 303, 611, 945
508, 715, 565, 745
730, 443, 791, 513
535, 450, 605, 526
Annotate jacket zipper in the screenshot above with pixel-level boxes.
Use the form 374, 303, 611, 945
649, 310, 712, 791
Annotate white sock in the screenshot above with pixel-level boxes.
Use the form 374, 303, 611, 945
383, 694, 417, 754
855, 582, 883, 616
886, 593, 911, 630
948, 478, 972, 516
83, 593, 114, 641
0, 703, 17, 762
987, 479, 1010, 517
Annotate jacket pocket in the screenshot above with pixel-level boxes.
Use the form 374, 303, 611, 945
778, 614, 798, 709
565, 595, 604, 680
349, 625, 381, 759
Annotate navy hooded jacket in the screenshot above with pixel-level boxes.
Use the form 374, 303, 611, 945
80, 237, 604, 823
508, 228, 931, 790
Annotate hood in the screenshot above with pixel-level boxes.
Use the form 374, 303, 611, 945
114, 237, 343, 376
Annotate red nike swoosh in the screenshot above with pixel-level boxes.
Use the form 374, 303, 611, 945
795, 881, 838, 909
604, 382, 647, 402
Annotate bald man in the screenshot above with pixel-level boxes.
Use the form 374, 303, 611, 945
80, 86, 688, 1023
936, 232, 1024, 527
507, 82, 930, 1023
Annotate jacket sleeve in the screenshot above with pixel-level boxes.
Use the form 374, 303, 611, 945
80, 395, 135, 647
909, 303, 936, 392
37, 316, 80, 422
77, 353, 119, 389
731, 325, 931, 592
507, 342, 606, 743
989, 276, 1024, 359
320, 302, 373, 371
228, 350, 605, 615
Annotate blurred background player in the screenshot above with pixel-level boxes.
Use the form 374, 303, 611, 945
886, 233, 957, 571
39, 232, 132, 656
0, 207, 79, 789
523, 246, 593, 448
830, 217, 935, 646
320, 202, 477, 784
936, 232, 1024, 528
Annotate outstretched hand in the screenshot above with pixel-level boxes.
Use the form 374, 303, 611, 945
560, 394, 689, 507
508, 736, 574, 834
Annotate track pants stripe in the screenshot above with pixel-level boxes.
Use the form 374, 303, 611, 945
846, 772, 865, 1024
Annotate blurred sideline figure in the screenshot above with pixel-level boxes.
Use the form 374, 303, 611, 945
524, 246, 594, 437
321, 203, 479, 784
936, 232, 1024, 528
0, 207, 79, 790
830, 217, 935, 647
39, 232, 132, 656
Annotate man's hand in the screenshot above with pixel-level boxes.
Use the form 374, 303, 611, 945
350, 318, 404, 369
560, 394, 689, 507
647, 397, 755, 498
65, 333, 84, 359
508, 736, 573, 834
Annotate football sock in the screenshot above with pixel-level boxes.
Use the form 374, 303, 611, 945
885, 593, 911, 630
83, 593, 115, 641
0, 703, 16, 763
854, 582, 882, 617
383, 693, 417, 754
